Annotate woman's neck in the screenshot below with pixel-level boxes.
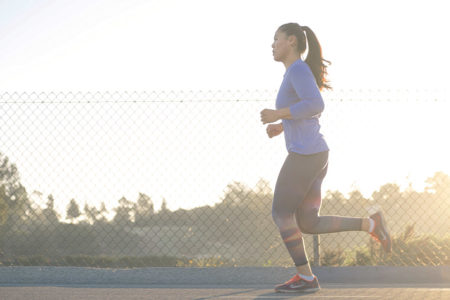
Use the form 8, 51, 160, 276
283, 53, 302, 70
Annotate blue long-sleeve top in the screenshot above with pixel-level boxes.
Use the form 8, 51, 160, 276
275, 58, 329, 155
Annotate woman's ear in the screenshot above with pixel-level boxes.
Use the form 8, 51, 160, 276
287, 35, 297, 48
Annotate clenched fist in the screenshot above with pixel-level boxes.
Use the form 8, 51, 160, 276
260, 109, 281, 124
266, 123, 283, 138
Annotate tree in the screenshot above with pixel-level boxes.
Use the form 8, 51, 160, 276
66, 199, 81, 223
98, 202, 108, 222
220, 181, 251, 207
113, 196, 134, 225
0, 186, 8, 226
160, 198, 169, 213
84, 203, 100, 224
345, 189, 370, 215
134, 193, 154, 226
425, 172, 450, 201
324, 190, 346, 205
348, 189, 370, 206
43, 194, 59, 223
371, 183, 401, 206
254, 178, 272, 196
0, 152, 29, 226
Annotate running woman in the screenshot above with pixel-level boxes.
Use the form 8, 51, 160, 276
260, 23, 391, 293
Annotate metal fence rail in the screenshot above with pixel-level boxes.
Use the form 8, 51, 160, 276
0, 90, 449, 267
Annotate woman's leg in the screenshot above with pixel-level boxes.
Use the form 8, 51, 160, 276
295, 164, 369, 234
272, 151, 328, 268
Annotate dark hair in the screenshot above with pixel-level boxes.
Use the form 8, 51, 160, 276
278, 23, 331, 90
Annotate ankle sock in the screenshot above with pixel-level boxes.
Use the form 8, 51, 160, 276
298, 273, 315, 281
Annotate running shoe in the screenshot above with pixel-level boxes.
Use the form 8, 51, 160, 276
370, 211, 392, 253
274, 274, 320, 293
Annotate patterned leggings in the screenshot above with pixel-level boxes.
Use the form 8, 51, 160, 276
272, 151, 363, 267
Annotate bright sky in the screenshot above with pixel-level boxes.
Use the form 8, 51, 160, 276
1, 0, 449, 217
1, 0, 449, 91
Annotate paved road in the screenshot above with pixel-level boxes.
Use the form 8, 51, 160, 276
0, 266, 449, 299
1, 283, 449, 300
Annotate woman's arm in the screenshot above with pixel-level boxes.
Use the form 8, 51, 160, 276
287, 63, 324, 120
261, 108, 288, 124
275, 107, 292, 120
260, 64, 324, 124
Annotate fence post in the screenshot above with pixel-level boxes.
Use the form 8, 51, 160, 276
313, 234, 320, 266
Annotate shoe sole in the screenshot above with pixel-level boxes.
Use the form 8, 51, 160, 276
374, 212, 392, 253
275, 287, 320, 293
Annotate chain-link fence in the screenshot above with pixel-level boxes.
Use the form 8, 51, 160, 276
0, 90, 449, 267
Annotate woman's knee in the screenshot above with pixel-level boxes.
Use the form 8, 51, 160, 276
296, 218, 314, 234
296, 209, 320, 234
272, 192, 305, 223
272, 209, 295, 229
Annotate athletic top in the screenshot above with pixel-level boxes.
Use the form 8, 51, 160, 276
275, 58, 329, 155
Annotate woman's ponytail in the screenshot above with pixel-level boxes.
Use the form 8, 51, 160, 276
302, 26, 331, 90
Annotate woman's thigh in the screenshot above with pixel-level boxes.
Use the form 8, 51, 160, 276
295, 165, 328, 231
272, 151, 328, 215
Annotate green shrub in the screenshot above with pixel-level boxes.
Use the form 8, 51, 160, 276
321, 248, 345, 266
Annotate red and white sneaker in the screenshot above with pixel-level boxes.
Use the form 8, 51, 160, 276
370, 211, 392, 253
274, 274, 320, 293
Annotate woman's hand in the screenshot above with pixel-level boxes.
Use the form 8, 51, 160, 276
266, 123, 283, 138
260, 109, 280, 124
260, 108, 291, 124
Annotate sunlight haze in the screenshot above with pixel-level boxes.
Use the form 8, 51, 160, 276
0, 0, 449, 216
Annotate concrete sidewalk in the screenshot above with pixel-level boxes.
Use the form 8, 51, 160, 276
0, 266, 449, 286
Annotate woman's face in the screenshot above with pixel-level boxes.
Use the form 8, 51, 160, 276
272, 30, 290, 62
